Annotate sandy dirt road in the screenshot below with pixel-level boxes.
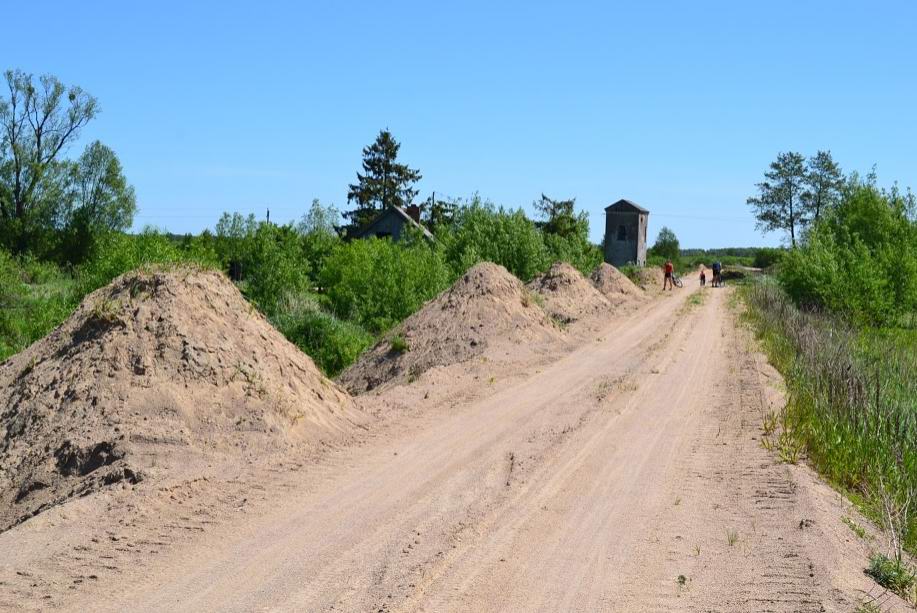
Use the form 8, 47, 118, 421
3, 286, 905, 611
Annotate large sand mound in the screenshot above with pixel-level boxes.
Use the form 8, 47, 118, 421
0, 268, 363, 531
339, 262, 560, 393
526, 262, 611, 324
590, 263, 644, 303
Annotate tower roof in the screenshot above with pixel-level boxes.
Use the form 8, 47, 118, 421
604, 199, 649, 214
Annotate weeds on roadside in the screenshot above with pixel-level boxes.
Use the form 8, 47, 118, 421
390, 334, 409, 354
726, 529, 739, 546
742, 280, 917, 555
866, 553, 916, 603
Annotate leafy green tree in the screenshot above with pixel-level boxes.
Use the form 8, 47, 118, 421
0, 69, 98, 252
298, 199, 341, 280
747, 151, 807, 247
779, 178, 917, 325
802, 150, 844, 225
319, 237, 450, 332
533, 194, 583, 239
423, 194, 457, 233
438, 197, 550, 281
244, 223, 311, 314
69, 141, 136, 232
214, 211, 257, 266
345, 129, 421, 233
56, 141, 137, 264
650, 226, 680, 261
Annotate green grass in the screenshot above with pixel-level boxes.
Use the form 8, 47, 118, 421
0, 256, 78, 362
389, 334, 409, 354
741, 279, 917, 556
865, 553, 916, 603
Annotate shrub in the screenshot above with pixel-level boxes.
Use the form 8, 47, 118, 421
0, 250, 76, 361
778, 181, 917, 326
743, 281, 917, 553
438, 198, 550, 281
319, 236, 451, 333
75, 227, 201, 294
753, 247, 784, 269
270, 292, 373, 376
242, 223, 311, 314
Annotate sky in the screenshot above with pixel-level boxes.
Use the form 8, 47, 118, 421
2, 1, 916, 248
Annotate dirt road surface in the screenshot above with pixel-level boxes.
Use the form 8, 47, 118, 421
1, 286, 906, 611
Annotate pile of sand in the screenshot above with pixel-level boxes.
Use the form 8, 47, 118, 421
339, 262, 560, 393
590, 263, 644, 303
633, 266, 665, 291
0, 268, 363, 531
526, 262, 611, 324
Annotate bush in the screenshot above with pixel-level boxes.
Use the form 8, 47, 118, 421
0, 250, 75, 361
778, 182, 917, 325
439, 199, 550, 281
75, 228, 202, 295
242, 223, 311, 314
319, 236, 451, 333
743, 281, 917, 553
753, 247, 784, 269
270, 292, 374, 376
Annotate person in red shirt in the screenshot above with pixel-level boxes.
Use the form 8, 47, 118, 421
663, 259, 675, 290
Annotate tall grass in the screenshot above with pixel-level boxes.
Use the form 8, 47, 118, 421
743, 279, 916, 554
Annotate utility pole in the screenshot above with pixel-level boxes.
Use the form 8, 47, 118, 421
266, 207, 271, 224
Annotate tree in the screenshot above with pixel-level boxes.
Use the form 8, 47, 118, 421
69, 141, 136, 232
298, 198, 340, 236
345, 129, 421, 233
533, 193, 584, 238
423, 194, 457, 232
650, 226, 680, 261
0, 69, 98, 251
802, 150, 844, 225
747, 151, 807, 247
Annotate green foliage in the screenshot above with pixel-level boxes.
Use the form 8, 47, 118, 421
438, 198, 550, 281
752, 247, 784, 269
866, 553, 915, 601
0, 250, 75, 361
390, 334, 409, 353
270, 292, 373, 377
649, 226, 679, 261
242, 223, 311, 314
742, 281, 917, 554
345, 129, 422, 232
297, 199, 342, 280
74, 227, 199, 294
778, 180, 917, 325
319, 236, 451, 333
1, 70, 99, 254
747, 151, 809, 247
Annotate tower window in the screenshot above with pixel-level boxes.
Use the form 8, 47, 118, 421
616, 224, 627, 241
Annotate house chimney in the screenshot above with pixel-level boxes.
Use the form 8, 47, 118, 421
406, 204, 421, 222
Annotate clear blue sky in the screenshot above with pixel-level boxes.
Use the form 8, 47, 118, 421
3, 1, 916, 248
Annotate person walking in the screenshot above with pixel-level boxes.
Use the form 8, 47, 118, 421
663, 259, 675, 291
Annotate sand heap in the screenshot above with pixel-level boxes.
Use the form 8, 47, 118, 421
633, 266, 665, 291
0, 268, 363, 531
590, 263, 645, 304
339, 262, 560, 393
526, 262, 612, 324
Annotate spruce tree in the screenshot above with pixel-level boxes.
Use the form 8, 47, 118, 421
345, 130, 421, 233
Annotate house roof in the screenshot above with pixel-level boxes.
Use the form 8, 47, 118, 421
604, 199, 649, 214
353, 205, 434, 240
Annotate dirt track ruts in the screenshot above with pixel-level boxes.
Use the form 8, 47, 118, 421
2, 285, 907, 611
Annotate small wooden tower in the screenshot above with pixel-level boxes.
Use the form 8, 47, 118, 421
603, 199, 649, 267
